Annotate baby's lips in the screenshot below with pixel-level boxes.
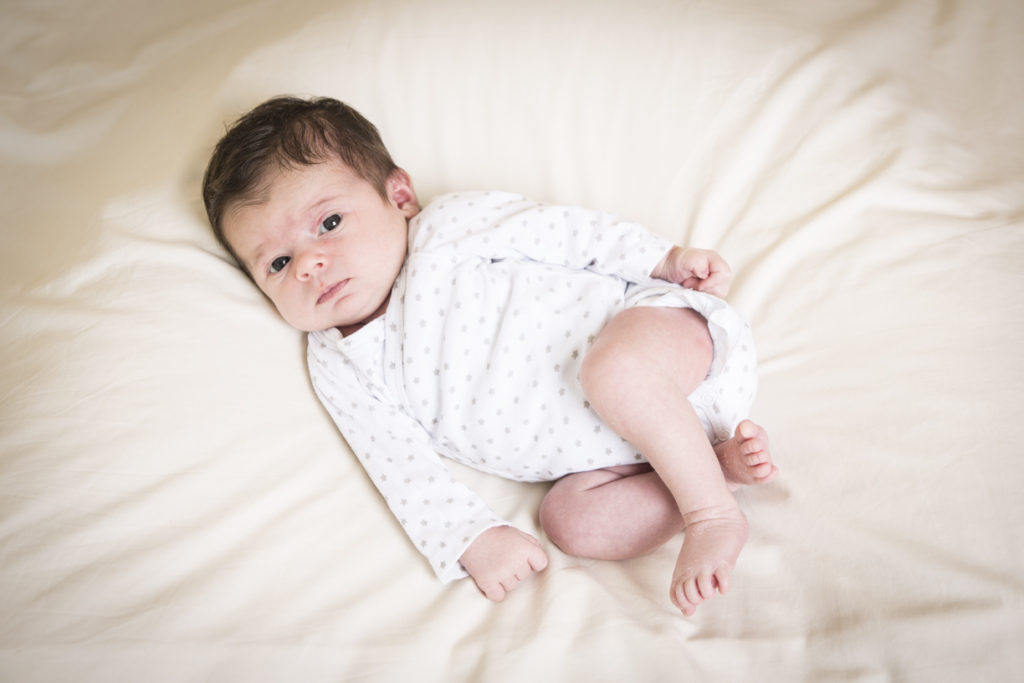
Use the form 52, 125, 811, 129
317, 279, 348, 305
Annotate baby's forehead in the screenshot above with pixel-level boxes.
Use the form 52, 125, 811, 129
226, 163, 309, 220
220, 198, 272, 268
258, 157, 358, 197
222, 160, 343, 238
227, 157, 378, 238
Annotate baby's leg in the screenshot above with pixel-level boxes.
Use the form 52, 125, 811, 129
540, 464, 684, 560
577, 306, 749, 617
541, 421, 777, 558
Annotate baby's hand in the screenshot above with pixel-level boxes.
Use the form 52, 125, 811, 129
459, 526, 549, 602
651, 246, 732, 298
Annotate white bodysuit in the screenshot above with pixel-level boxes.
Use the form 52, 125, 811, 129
307, 192, 757, 582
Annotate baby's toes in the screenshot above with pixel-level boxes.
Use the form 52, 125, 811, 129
741, 436, 765, 457
671, 582, 697, 616
751, 462, 779, 483
713, 568, 731, 595
682, 576, 707, 608
743, 449, 767, 466
696, 572, 718, 600
735, 420, 759, 440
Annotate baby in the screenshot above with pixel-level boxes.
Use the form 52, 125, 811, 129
202, 96, 778, 616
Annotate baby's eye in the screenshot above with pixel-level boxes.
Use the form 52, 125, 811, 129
270, 256, 290, 273
320, 214, 341, 233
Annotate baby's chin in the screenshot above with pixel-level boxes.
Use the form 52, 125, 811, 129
277, 310, 329, 334
278, 291, 390, 335
286, 313, 370, 336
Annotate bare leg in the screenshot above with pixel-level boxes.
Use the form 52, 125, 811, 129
540, 419, 777, 560
541, 464, 684, 560
572, 306, 750, 616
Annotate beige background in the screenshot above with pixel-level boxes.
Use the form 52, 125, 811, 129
2, 0, 1022, 680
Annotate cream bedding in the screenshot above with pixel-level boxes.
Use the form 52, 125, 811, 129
2, 0, 1023, 681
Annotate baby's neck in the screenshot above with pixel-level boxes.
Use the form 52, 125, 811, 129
337, 294, 391, 337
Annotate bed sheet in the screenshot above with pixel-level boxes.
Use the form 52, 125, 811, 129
2, 0, 1023, 681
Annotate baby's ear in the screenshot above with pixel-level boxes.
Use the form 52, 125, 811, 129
387, 169, 420, 217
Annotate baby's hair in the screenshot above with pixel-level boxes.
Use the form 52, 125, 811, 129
202, 96, 399, 267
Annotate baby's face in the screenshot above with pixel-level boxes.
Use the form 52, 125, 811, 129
223, 159, 418, 334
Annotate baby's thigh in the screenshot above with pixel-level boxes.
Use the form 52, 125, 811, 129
587, 305, 714, 394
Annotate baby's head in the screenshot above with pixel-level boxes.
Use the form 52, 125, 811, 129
203, 96, 402, 266
203, 96, 419, 333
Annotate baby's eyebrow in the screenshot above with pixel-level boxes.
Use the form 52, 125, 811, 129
309, 196, 335, 219
246, 236, 275, 273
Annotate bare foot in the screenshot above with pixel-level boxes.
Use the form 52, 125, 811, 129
670, 505, 749, 616
713, 419, 778, 488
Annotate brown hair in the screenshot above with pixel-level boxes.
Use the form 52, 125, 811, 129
202, 96, 399, 265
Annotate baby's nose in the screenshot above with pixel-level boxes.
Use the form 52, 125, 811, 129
295, 249, 327, 280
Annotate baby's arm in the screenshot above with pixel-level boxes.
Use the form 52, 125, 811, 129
650, 246, 733, 297
459, 526, 549, 601
418, 195, 732, 296
309, 336, 512, 584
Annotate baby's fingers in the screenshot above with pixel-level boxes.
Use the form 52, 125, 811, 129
527, 544, 550, 572
474, 575, 507, 602
696, 269, 731, 297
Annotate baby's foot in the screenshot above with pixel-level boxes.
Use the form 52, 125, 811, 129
713, 420, 778, 489
670, 505, 749, 617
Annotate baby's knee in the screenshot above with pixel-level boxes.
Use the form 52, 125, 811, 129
581, 307, 713, 402
538, 489, 570, 552
579, 334, 644, 407
539, 489, 590, 557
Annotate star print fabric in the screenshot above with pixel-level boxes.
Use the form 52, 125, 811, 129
307, 191, 757, 582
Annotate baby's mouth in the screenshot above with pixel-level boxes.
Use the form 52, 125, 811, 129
317, 279, 349, 305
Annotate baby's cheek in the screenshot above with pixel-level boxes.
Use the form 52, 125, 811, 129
273, 298, 311, 332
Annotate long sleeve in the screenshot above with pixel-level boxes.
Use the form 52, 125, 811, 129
407, 191, 675, 285
307, 329, 506, 583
